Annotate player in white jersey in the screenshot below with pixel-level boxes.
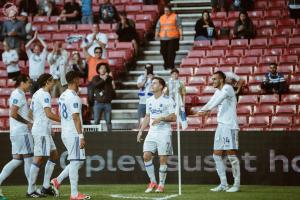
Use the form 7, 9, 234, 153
0, 75, 33, 200
26, 73, 61, 198
51, 71, 90, 200
194, 71, 240, 192
137, 77, 176, 193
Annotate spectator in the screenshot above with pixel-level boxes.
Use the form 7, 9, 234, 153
19, 12, 33, 41
233, 11, 256, 39
81, 0, 93, 24
116, 11, 139, 56
25, 31, 48, 95
19, 0, 38, 16
211, 0, 229, 12
91, 63, 116, 132
68, 50, 87, 80
2, 8, 26, 50
231, 0, 254, 11
98, 0, 119, 24
194, 10, 216, 41
57, 0, 81, 24
261, 63, 289, 94
155, 5, 183, 70
38, 0, 58, 16
84, 24, 108, 58
224, 71, 246, 95
2, 40, 20, 80
136, 64, 154, 128
0, 21, 3, 41
47, 41, 68, 97
165, 68, 186, 104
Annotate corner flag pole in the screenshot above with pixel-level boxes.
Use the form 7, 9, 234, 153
175, 82, 182, 195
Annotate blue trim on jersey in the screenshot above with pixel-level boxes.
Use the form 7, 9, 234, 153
75, 137, 80, 159
24, 135, 32, 154
42, 136, 46, 156
231, 130, 236, 149
48, 159, 56, 164
159, 170, 167, 173
69, 159, 86, 161
145, 163, 153, 168
32, 163, 40, 168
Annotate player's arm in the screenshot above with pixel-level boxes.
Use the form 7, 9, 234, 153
72, 113, 85, 148
200, 91, 228, 113
235, 79, 245, 94
10, 105, 32, 126
44, 107, 60, 122
137, 114, 150, 143
152, 113, 176, 125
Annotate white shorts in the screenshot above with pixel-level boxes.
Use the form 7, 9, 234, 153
62, 137, 86, 161
214, 124, 239, 150
33, 135, 57, 157
143, 133, 173, 156
10, 134, 33, 155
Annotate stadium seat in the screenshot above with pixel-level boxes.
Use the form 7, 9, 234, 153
211, 11, 227, 20
281, 94, 300, 104
7, 79, 15, 87
277, 19, 295, 28
180, 58, 199, 68
41, 24, 58, 33
253, 65, 268, 75
0, 108, 9, 117
194, 67, 213, 76
188, 76, 206, 86
77, 24, 92, 32
200, 58, 219, 66
249, 38, 268, 49
269, 0, 287, 9
249, 116, 269, 128
136, 14, 153, 23
234, 66, 253, 75
219, 57, 239, 66
237, 105, 252, 115
279, 55, 298, 65
269, 37, 287, 48
290, 75, 300, 83
50, 16, 59, 23
59, 24, 76, 32
187, 117, 203, 129
52, 33, 69, 41
99, 24, 112, 32
240, 57, 258, 66
204, 116, 218, 128
257, 27, 273, 38
253, 105, 274, 115
185, 86, 201, 95
248, 10, 263, 20
0, 98, 6, 108
211, 39, 230, 50
248, 85, 261, 94
271, 116, 292, 128
0, 79, 6, 87
178, 68, 193, 76
292, 28, 300, 37
185, 95, 193, 105
187, 50, 206, 58
260, 94, 280, 105
116, 42, 134, 51
62, 43, 78, 51
33, 16, 49, 24
273, 27, 292, 37
248, 75, 264, 85
215, 66, 233, 73
237, 116, 248, 127
288, 37, 300, 48
259, 19, 276, 28
38, 33, 51, 42
277, 64, 294, 74
264, 48, 283, 56
231, 39, 249, 49
260, 56, 278, 64
292, 116, 300, 130
107, 32, 118, 40
238, 95, 258, 105
225, 49, 244, 57
245, 49, 263, 57
202, 86, 216, 95
207, 50, 225, 58
264, 10, 281, 19
194, 40, 211, 50
223, 19, 236, 28
255, 1, 268, 10
125, 5, 142, 14
275, 105, 297, 115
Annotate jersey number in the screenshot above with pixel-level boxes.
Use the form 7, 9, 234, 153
60, 103, 68, 119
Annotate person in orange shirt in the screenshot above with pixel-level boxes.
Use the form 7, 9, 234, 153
155, 5, 183, 70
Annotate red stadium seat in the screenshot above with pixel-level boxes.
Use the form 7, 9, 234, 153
260, 94, 280, 105
249, 116, 269, 128
245, 49, 263, 57
136, 14, 153, 22
223, 19, 236, 28
178, 67, 193, 76
194, 96, 212, 105
288, 37, 300, 48
185, 86, 200, 95
277, 19, 295, 28
185, 95, 193, 104
194, 67, 213, 76
237, 105, 252, 115
277, 64, 294, 74
264, 48, 283, 56
238, 116, 248, 127
234, 66, 253, 75
269, 0, 287, 9
248, 75, 264, 85
211, 11, 227, 20
125, 5, 142, 13
187, 50, 206, 58
255, 1, 268, 9
180, 58, 199, 68
52, 33, 69, 41
219, 57, 239, 66
0, 98, 6, 108
270, 116, 292, 129
264, 10, 281, 19
289, 84, 300, 93
187, 117, 203, 128
275, 105, 297, 115
281, 94, 300, 104
257, 27, 273, 38
41, 24, 58, 33
0, 108, 9, 117
231, 39, 248, 49
59, 24, 76, 32
38, 33, 52, 42
279, 55, 298, 65
248, 85, 261, 94
188, 76, 206, 86
253, 104, 274, 115
240, 57, 258, 66
200, 58, 219, 66
207, 50, 225, 58
0, 79, 6, 87
260, 19, 276, 28
260, 56, 278, 64
225, 49, 244, 57
194, 40, 211, 50
269, 37, 287, 48
77, 24, 92, 32
116, 42, 133, 50
202, 86, 216, 95
33, 16, 49, 24
215, 66, 233, 72
290, 75, 300, 83
238, 95, 258, 105
62, 43, 78, 51
204, 116, 218, 128
249, 38, 268, 49
211, 39, 230, 50
292, 28, 300, 37
273, 27, 292, 37
228, 11, 240, 20
99, 24, 112, 32
248, 11, 263, 20
107, 32, 118, 40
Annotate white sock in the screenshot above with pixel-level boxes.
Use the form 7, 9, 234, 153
27, 163, 40, 194
0, 159, 23, 185
69, 161, 80, 197
159, 165, 167, 186
144, 160, 156, 183
228, 155, 241, 187
213, 154, 228, 186
57, 164, 69, 184
43, 160, 56, 189
23, 157, 33, 184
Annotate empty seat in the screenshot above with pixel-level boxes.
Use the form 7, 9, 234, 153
273, 27, 292, 37
185, 86, 200, 95
219, 57, 239, 66
292, 28, 300, 37
235, 65, 253, 75
238, 95, 258, 105
200, 58, 219, 66
290, 75, 300, 83
225, 49, 244, 57
281, 94, 300, 104
116, 42, 134, 50
187, 117, 203, 128
264, 48, 283, 56
215, 66, 233, 72
277, 64, 294, 74
260, 56, 278, 64
249, 116, 269, 128
0, 98, 7, 108
33, 16, 49, 24
41, 24, 58, 33
288, 37, 300, 48
194, 67, 213, 76
277, 19, 295, 28
211, 39, 230, 50
202, 86, 216, 95
0, 108, 9, 117
257, 27, 273, 38
178, 67, 193, 76
270, 116, 292, 128
231, 39, 249, 49
52, 33, 69, 41
249, 38, 268, 49
237, 105, 252, 115
253, 104, 274, 115
188, 50, 206, 58
180, 58, 199, 68
259, 19, 276, 28
227, 11, 240, 20
255, 1, 268, 9
264, 10, 281, 19
279, 55, 298, 64
77, 24, 92, 32
125, 5, 142, 13
240, 57, 258, 66
245, 49, 263, 57
248, 75, 264, 85
269, 37, 287, 48
211, 11, 227, 20
188, 76, 206, 85
248, 85, 261, 94
275, 105, 297, 115
269, 0, 287, 9
194, 95, 212, 104
59, 24, 76, 32
248, 10, 263, 20
204, 116, 218, 128
260, 94, 280, 104
207, 50, 225, 58
289, 84, 300, 93
194, 40, 211, 50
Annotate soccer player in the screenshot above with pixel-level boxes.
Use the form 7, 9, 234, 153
194, 71, 240, 192
0, 75, 33, 200
27, 73, 60, 197
51, 71, 90, 200
137, 77, 176, 193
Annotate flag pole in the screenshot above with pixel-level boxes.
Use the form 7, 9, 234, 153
175, 82, 182, 195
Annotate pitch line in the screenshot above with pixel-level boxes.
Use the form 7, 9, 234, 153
110, 194, 179, 200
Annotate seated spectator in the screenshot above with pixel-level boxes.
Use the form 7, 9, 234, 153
194, 10, 216, 41
2, 40, 20, 80
91, 63, 116, 132
19, 0, 38, 16
19, 12, 33, 41
211, 0, 229, 12
116, 11, 139, 56
231, 0, 254, 11
57, 0, 81, 24
165, 68, 186, 104
83, 24, 108, 58
25, 31, 48, 95
261, 63, 289, 94
38, 0, 58, 16
233, 11, 256, 39
68, 50, 87, 80
224, 71, 246, 95
99, 0, 119, 24
47, 41, 68, 97
81, 0, 93, 24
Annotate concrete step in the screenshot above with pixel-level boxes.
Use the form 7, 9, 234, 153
144, 40, 193, 51
136, 59, 182, 66
98, 119, 138, 130
116, 89, 139, 99
171, 0, 210, 4
172, 6, 212, 13
111, 109, 138, 119
140, 52, 187, 61
111, 99, 139, 109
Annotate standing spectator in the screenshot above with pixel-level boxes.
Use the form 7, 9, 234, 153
261, 63, 289, 94
19, 12, 33, 41
68, 50, 87, 80
38, 0, 57, 16
81, 0, 93, 24
91, 63, 115, 132
57, 0, 81, 24
136, 64, 154, 128
194, 10, 216, 41
233, 11, 256, 39
2, 8, 26, 50
116, 11, 139, 56
224, 71, 246, 95
2, 40, 20, 80
165, 68, 186, 104
19, 0, 38, 16
84, 24, 108, 58
98, 0, 119, 24
25, 31, 48, 95
47, 41, 68, 97
155, 5, 183, 70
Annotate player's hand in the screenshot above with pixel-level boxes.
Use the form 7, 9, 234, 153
80, 138, 85, 149
27, 123, 33, 130
152, 118, 162, 126
137, 131, 143, 143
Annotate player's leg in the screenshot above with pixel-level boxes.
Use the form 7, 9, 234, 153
22, 134, 34, 184
143, 138, 158, 193
156, 155, 167, 193
51, 164, 69, 197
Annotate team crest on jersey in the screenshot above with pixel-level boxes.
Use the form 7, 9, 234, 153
13, 99, 18, 104
73, 103, 79, 108
44, 98, 49, 103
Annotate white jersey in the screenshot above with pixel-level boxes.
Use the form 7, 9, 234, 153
200, 84, 239, 130
137, 74, 153, 105
9, 88, 30, 136
59, 89, 82, 138
146, 95, 176, 134
30, 88, 52, 136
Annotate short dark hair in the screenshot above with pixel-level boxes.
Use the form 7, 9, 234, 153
164, 4, 172, 11
94, 47, 102, 53
65, 71, 81, 84
37, 73, 53, 88
153, 77, 166, 88
96, 62, 110, 74
171, 68, 179, 74
15, 74, 30, 87
214, 71, 226, 82
269, 63, 278, 67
